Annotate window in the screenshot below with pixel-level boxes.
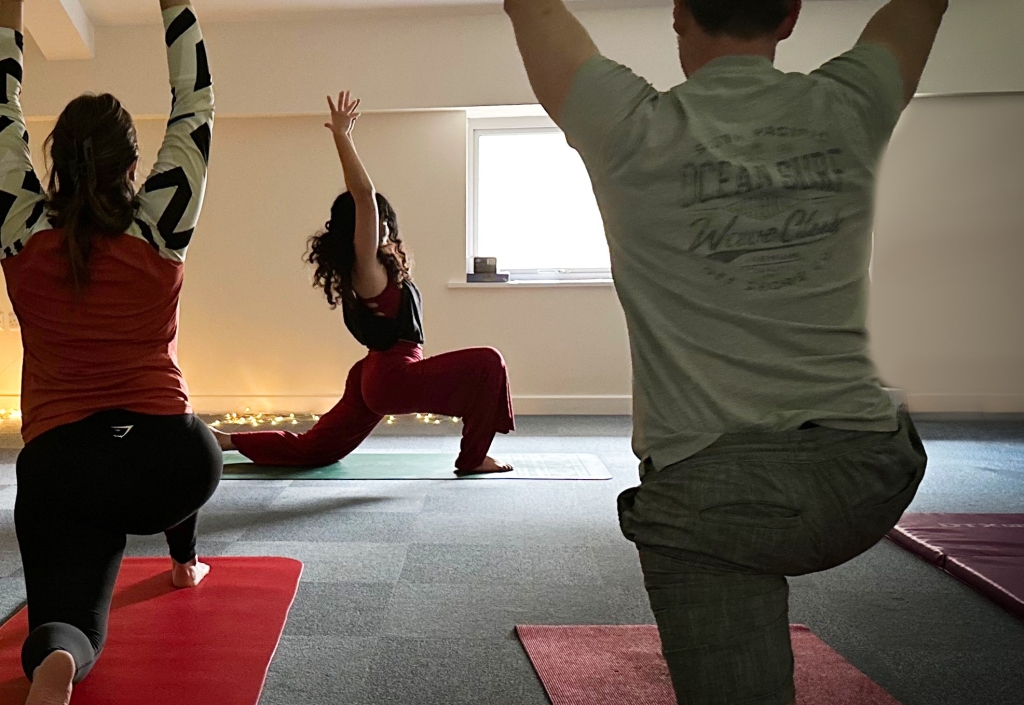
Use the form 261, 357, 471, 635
467, 113, 611, 281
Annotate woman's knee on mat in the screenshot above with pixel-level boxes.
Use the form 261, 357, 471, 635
22, 623, 99, 683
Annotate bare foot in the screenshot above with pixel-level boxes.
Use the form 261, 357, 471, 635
210, 428, 236, 452
26, 650, 74, 705
455, 456, 514, 477
171, 557, 211, 588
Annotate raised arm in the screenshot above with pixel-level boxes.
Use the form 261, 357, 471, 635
0, 0, 46, 261
860, 0, 948, 105
503, 0, 600, 124
135, 1, 214, 262
326, 91, 387, 300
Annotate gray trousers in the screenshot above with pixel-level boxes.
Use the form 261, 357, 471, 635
618, 409, 927, 705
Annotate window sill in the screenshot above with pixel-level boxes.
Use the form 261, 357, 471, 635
448, 279, 614, 289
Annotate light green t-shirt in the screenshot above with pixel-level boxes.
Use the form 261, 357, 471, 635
560, 43, 906, 471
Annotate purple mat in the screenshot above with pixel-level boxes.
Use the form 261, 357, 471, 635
887, 513, 1024, 619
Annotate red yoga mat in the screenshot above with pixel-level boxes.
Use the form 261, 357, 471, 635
516, 624, 899, 705
887, 513, 1024, 620
0, 556, 302, 705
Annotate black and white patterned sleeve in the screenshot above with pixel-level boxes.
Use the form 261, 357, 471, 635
0, 29, 47, 260
132, 4, 214, 263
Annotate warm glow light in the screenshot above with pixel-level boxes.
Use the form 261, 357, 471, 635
0, 407, 460, 431
209, 411, 459, 429
214, 411, 324, 428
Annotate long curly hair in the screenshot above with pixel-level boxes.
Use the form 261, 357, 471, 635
45, 94, 140, 292
306, 192, 412, 309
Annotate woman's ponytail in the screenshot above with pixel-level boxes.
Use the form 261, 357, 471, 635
45, 95, 140, 293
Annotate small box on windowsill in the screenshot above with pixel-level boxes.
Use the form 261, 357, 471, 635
473, 257, 498, 274
466, 272, 510, 283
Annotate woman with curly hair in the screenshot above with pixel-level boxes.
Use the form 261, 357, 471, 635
213, 92, 514, 476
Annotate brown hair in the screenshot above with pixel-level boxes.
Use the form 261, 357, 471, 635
307, 191, 412, 310
681, 0, 794, 39
45, 94, 140, 292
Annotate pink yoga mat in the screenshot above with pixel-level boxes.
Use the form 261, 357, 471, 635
516, 624, 899, 705
0, 556, 302, 705
888, 513, 1024, 620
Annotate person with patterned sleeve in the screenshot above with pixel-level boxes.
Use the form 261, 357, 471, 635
0, 1, 218, 703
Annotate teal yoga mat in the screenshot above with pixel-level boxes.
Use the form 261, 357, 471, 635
221, 451, 612, 480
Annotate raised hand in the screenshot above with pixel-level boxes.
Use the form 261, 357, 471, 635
326, 91, 361, 140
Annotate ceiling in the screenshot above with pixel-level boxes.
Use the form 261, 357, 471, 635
79, 0, 674, 25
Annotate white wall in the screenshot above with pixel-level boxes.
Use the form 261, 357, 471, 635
870, 94, 1024, 412
0, 111, 634, 415
175, 111, 634, 415
0, 0, 1019, 415
0, 93, 1021, 414
17, 0, 1024, 119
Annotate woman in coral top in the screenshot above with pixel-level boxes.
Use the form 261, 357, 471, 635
214, 92, 515, 476
0, 1, 219, 703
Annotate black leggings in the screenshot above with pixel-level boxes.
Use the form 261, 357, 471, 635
14, 410, 222, 683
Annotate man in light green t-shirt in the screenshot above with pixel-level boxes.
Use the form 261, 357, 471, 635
504, 1, 947, 703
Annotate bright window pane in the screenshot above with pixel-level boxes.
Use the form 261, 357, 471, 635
475, 130, 610, 271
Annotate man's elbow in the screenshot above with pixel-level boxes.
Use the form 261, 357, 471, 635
920, 0, 949, 20
894, 0, 949, 22
926, 0, 949, 31
504, 0, 553, 19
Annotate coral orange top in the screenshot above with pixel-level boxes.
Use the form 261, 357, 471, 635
3, 233, 192, 443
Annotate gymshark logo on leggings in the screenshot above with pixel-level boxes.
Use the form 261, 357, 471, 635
111, 426, 134, 439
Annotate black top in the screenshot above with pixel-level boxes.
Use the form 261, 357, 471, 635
343, 279, 425, 352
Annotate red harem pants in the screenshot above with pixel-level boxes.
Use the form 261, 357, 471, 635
231, 342, 515, 472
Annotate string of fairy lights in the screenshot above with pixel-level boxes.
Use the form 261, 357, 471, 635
209, 411, 316, 428
208, 409, 461, 428
0, 407, 460, 430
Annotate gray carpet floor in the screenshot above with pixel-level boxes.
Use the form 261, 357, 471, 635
0, 414, 1021, 704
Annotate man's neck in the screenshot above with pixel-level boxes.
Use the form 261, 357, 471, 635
679, 36, 779, 78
